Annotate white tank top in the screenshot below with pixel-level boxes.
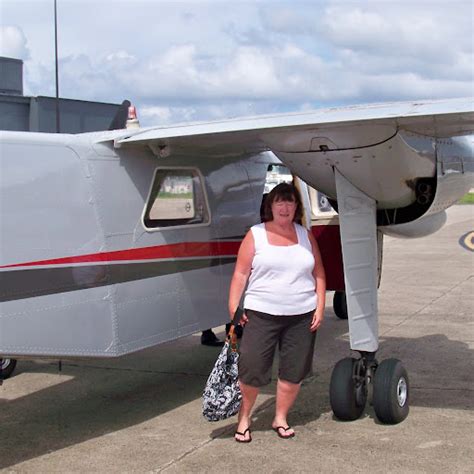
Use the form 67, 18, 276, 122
244, 223, 317, 315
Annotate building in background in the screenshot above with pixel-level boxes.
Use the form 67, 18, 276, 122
0, 56, 119, 133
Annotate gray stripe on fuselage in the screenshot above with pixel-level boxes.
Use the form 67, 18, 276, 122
0, 257, 237, 302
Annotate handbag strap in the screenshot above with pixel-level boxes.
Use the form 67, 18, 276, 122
227, 307, 243, 353
228, 326, 238, 353
231, 307, 244, 327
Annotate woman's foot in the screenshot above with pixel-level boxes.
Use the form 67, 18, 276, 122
234, 427, 252, 443
235, 417, 252, 443
272, 420, 295, 439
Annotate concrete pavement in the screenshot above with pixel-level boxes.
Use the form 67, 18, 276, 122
1, 205, 473, 473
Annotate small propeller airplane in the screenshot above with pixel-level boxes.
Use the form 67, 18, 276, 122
1, 97, 473, 424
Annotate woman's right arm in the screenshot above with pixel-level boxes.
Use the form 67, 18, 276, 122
228, 230, 255, 319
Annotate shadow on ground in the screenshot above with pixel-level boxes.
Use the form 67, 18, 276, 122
1, 309, 472, 468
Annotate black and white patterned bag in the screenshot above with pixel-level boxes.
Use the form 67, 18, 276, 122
202, 311, 243, 422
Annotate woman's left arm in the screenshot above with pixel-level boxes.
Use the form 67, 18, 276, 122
308, 230, 326, 332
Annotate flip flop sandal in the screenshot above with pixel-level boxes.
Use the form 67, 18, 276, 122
235, 428, 252, 443
273, 426, 295, 439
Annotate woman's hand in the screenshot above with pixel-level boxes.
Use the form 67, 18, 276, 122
310, 309, 324, 332
229, 307, 249, 327
229, 308, 249, 326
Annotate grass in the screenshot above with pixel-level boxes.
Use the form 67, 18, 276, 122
458, 192, 474, 204
157, 192, 193, 199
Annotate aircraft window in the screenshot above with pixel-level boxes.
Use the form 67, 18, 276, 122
143, 168, 210, 229
259, 165, 294, 222
309, 187, 336, 218
264, 164, 293, 193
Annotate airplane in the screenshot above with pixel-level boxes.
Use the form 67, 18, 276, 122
1, 97, 473, 425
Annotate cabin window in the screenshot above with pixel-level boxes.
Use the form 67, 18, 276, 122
264, 164, 293, 193
143, 168, 210, 229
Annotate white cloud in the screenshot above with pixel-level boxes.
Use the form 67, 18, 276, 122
220, 47, 282, 97
321, 4, 472, 60
0, 25, 29, 59
140, 106, 172, 124
1, 0, 472, 126
358, 72, 474, 101
260, 7, 313, 35
157, 45, 198, 76
138, 101, 273, 127
105, 51, 136, 64
140, 105, 209, 125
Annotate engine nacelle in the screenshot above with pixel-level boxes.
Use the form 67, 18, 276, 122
380, 135, 473, 237
380, 210, 447, 239
279, 131, 473, 238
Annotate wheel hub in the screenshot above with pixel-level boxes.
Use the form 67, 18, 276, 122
1, 358, 10, 370
397, 377, 408, 407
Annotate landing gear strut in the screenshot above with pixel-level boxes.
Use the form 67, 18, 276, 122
329, 352, 409, 424
331, 170, 409, 424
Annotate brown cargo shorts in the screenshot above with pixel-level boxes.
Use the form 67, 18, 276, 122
238, 308, 317, 387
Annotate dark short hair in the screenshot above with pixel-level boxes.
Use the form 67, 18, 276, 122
263, 182, 303, 222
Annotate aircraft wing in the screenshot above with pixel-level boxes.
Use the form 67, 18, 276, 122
115, 97, 474, 154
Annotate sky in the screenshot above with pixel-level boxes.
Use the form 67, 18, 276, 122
1, 0, 473, 127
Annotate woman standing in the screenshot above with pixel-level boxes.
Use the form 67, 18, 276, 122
228, 183, 326, 443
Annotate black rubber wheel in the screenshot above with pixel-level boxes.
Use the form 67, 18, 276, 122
0, 358, 17, 379
373, 358, 409, 424
333, 291, 348, 319
330, 357, 366, 421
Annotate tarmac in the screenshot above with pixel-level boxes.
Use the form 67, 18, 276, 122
1, 205, 473, 473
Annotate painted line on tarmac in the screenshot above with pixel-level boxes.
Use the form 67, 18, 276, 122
459, 231, 474, 252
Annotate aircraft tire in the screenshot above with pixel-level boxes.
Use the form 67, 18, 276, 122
0, 358, 17, 379
333, 291, 348, 319
330, 357, 366, 421
373, 359, 409, 424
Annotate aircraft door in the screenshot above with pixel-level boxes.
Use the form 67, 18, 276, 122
306, 183, 345, 293
210, 160, 257, 318
138, 165, 216, 340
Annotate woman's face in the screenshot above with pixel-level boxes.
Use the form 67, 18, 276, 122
271, 197, 297, 224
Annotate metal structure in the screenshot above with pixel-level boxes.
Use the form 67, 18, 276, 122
0, 57, 119, 133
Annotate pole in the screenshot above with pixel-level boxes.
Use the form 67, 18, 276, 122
54, 0, 60, 133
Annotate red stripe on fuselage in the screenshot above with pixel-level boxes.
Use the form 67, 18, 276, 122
0, 241, 242, 269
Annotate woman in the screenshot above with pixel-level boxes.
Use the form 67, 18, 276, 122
228, 182, 326, 443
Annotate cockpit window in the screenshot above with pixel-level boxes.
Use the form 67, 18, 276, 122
143, 168, 210, 229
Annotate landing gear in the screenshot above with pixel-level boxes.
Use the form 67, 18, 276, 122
0, 358, 17, 380
333, 291, 348, 319
373, 359, 409, 424
329, 357, 367, 420
331, 170, 409, 424
329, 353, 409, 424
